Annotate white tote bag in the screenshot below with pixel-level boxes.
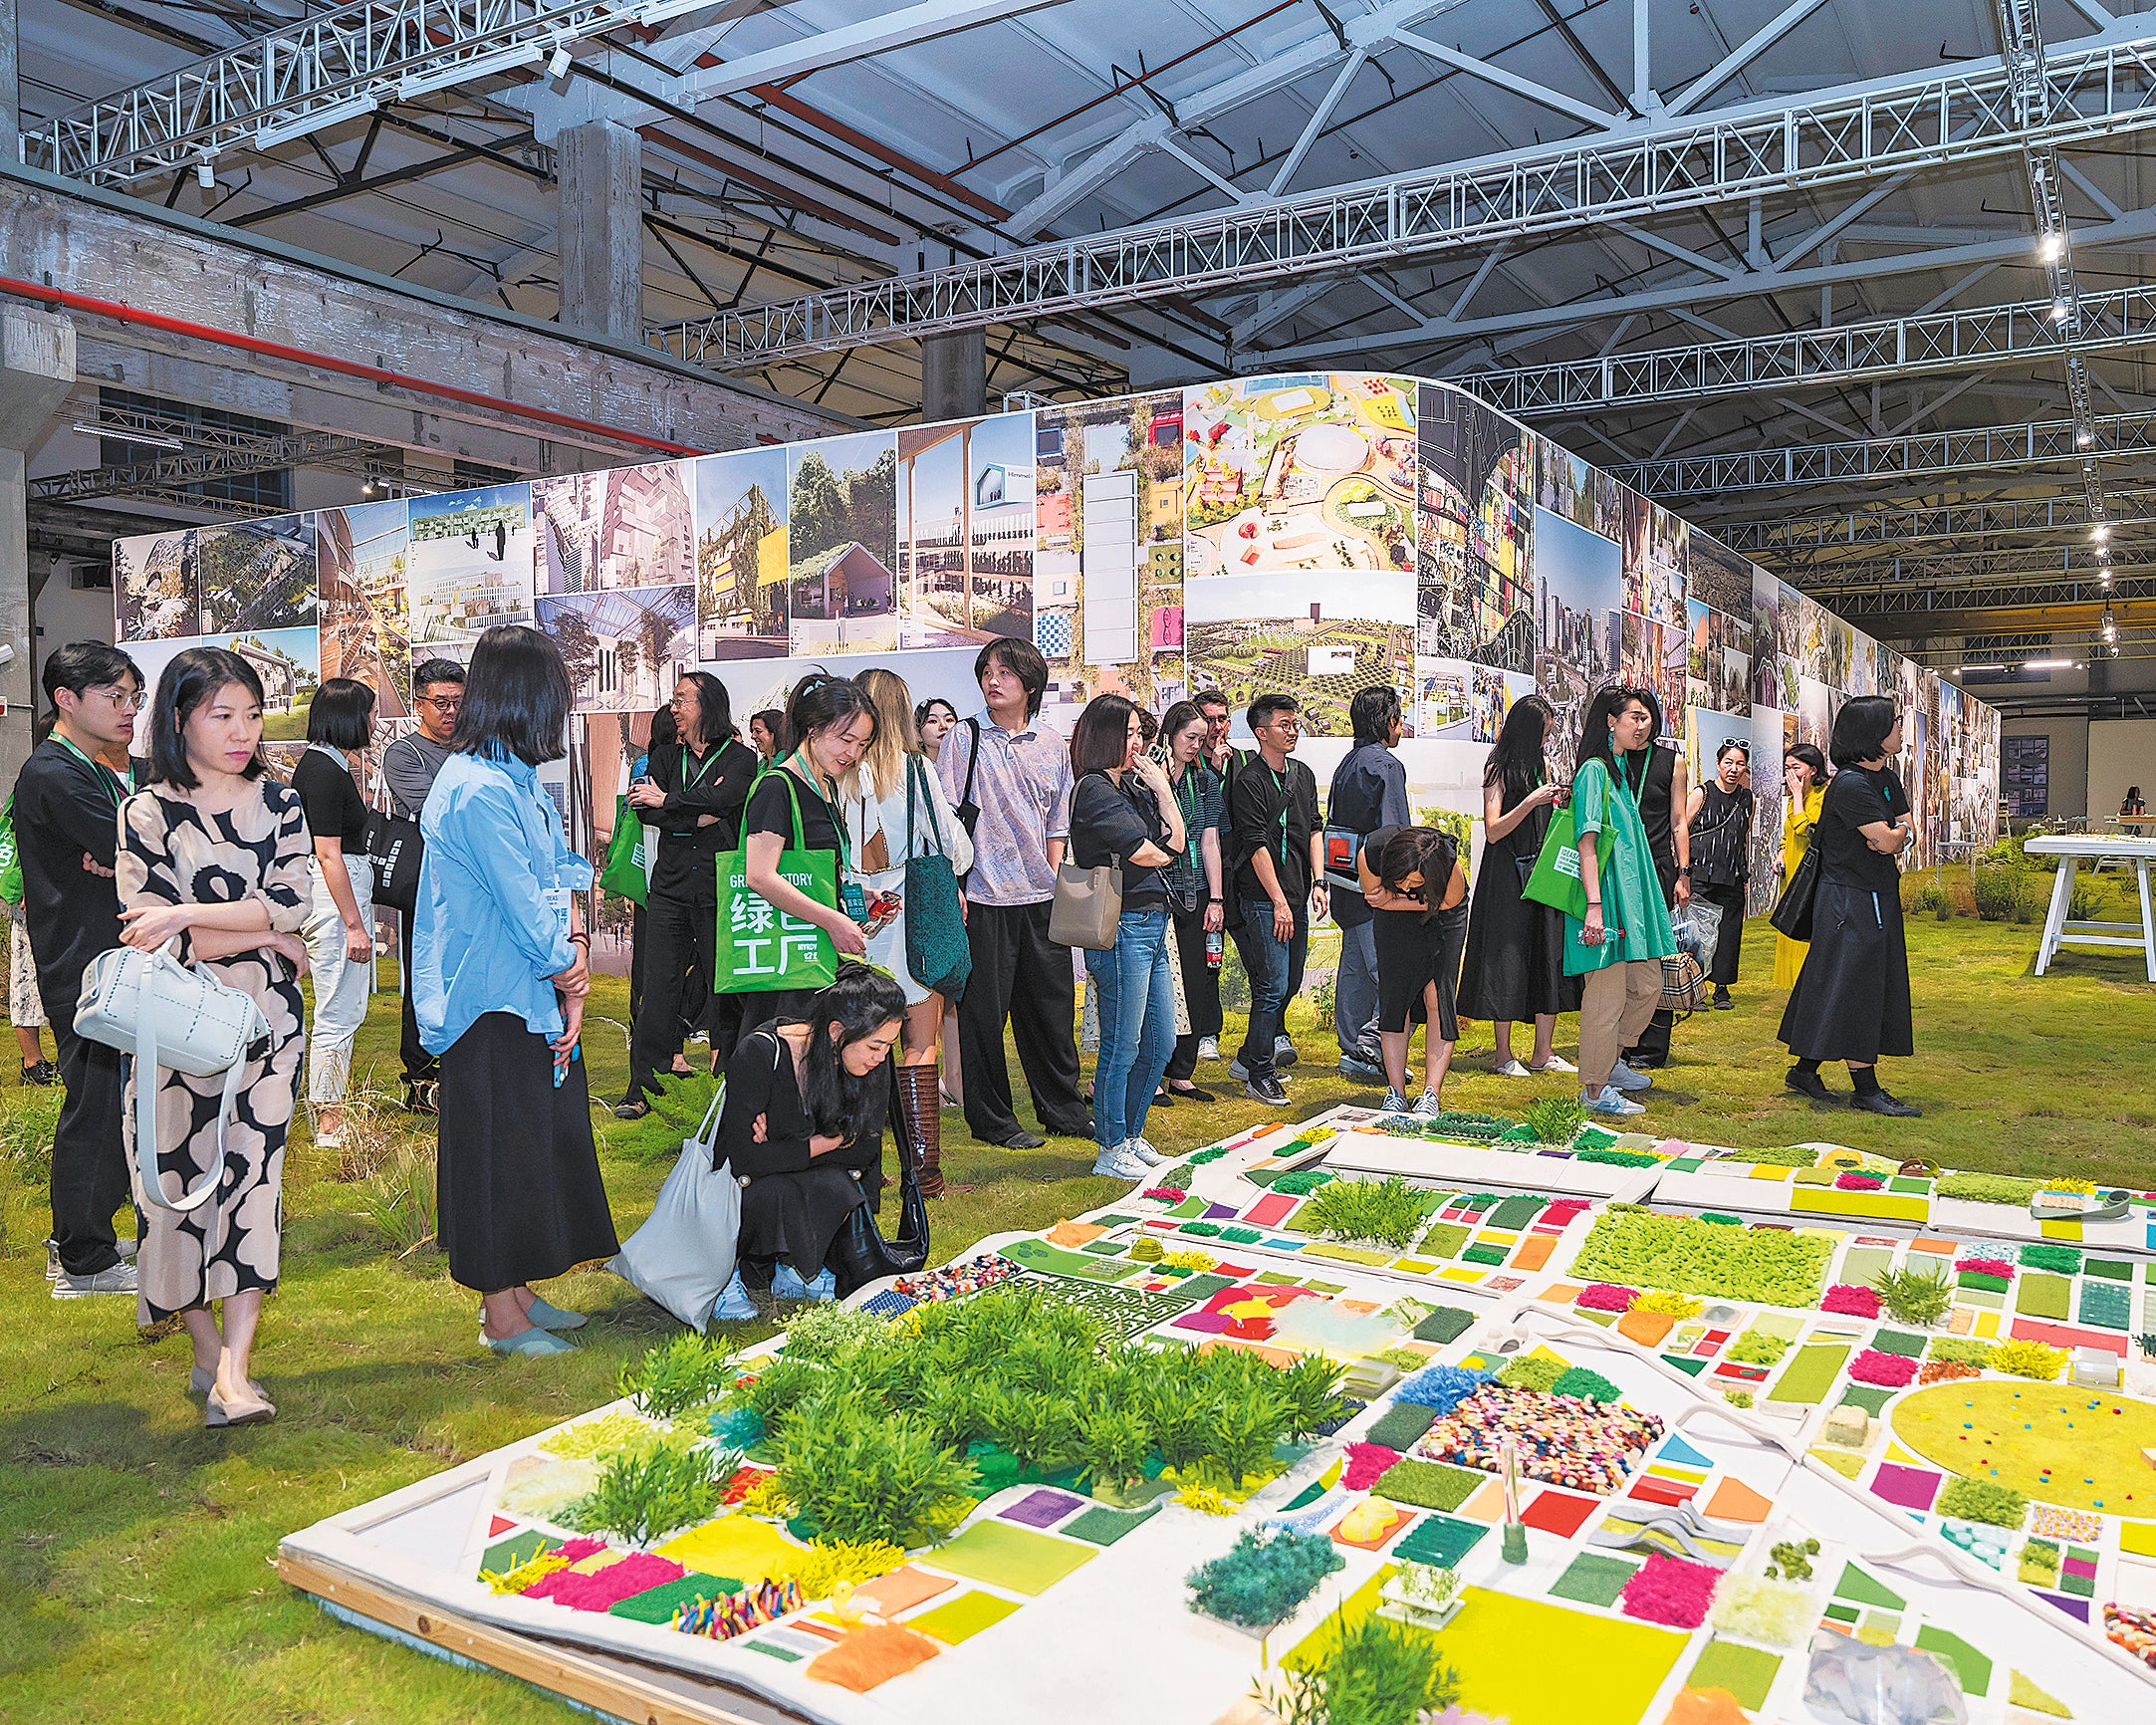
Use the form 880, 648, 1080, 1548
607, 1082, 743, 1332
76, 944, 271, 1213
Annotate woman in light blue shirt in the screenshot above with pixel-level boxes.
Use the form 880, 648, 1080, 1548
415, 625, 616, 1356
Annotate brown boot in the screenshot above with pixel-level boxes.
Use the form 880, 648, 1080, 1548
897, 1064, 944, 1199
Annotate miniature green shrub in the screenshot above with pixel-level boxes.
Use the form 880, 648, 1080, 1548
1270, 1168, 1335, 1196
1764, 1537, 1819, 1583
1926, 1337, 1997, 1367
1935, 1171, 2041, 1204
1631, 1290, 1705, 1318
773, 1399, 978, 1547
562, 1444, 729, 1547
1569, 1209, 1832, 1308
1075, 1404, 1152, 1489
621, 1335, 739, 1423
1869, 1265, 1954, 1328
1298, 1174, 1432, 1250
777, 1302, 887, 1364
1276, 1354, 1350, 1439
1186, 1527, 1344, 1629
1522, 1096, 1585, 1147
1936, 1474, 2030, 1529
1272, 1606, 1461, 1724
1574, 1147, 1660, 1167
1724, 1389, 1754, 1409
1990, 1339, 2068, 1381
1714, 1143, 1820, 1167
1726, 1330, 1792, 1366
1550, 1366, 1621, 1402
1495, 1355, 1568, 1392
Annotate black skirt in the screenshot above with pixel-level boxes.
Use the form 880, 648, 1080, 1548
436, 1012, 619, 1293
1458, 828, 1582, 1022
1374, 902, 1469, 1040
739, 1162, 876, 1281
1778, 878, 1913, 1064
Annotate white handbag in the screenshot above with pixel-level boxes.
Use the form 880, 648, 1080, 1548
76, 944, 271, 1213
607, 1080, 744, 1332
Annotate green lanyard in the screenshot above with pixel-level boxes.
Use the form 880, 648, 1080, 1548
55, 734, 130, 810
783, 751, 851, 876
680, 741, 723, 793
1264, 760, 1293, 867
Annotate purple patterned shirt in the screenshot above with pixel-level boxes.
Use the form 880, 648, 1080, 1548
937, 710, 1073, 907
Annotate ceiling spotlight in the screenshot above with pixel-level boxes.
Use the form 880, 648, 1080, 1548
195, 160, 215, 189
2039, 231, 2064, 262
2092, 524, 2111, 542
2051, 298, 2072, 323
2077, 428, 2094, 446
548, 45, 574, 89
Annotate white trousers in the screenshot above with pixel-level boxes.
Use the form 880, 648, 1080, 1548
304, 853, 375, 1106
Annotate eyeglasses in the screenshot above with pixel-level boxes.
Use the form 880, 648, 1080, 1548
415, 694, 462, 711
92, 685, 145, 711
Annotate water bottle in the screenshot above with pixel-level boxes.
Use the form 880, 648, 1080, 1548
1206, 928, 1223, 969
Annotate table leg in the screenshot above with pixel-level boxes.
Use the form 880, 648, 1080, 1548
2140, 862, 2156, 984
2036, 857, 2074, 976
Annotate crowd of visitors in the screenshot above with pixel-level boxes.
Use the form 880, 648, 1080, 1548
11, 616, 1928, 1407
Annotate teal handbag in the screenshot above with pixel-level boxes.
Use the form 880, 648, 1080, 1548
903, 756, 972, 1001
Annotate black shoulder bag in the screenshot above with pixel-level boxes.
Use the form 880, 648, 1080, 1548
364, 741, 424, 914
952, 718, 983, 840
824, 1053, 931, 1298
1769, 834, 1821, 943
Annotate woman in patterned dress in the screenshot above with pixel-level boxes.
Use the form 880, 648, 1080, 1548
118, 647, 311, 1428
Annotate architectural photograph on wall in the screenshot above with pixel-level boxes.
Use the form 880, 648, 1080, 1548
21, 9, 2156, 1719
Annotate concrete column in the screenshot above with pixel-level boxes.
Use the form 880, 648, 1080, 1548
0, 307, 76, 794
0, 0, 20, 162
557, 120, 643, 343
922, 328, 986, 423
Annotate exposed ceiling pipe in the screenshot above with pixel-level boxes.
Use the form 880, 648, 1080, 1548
0, 275, 703, 458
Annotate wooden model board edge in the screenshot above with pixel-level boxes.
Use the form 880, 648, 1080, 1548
276, 1548, 802, 1725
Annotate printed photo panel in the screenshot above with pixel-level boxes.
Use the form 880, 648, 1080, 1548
788, 430, 898, 655
405, 482, 535, 651
534, 460, 695, 597
317, 498, 412, 719
692, 445, 790, 660
897, 410, 1037, 651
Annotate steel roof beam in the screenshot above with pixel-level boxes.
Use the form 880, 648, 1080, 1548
644, 23, 2156, 370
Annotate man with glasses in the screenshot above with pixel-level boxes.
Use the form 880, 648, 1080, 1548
14, 642, 142, 1297
1227, 692, 1324, 1105
383, 658, 465, 1113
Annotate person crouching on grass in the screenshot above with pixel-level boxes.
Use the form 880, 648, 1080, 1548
1358, 825, 1469, 1118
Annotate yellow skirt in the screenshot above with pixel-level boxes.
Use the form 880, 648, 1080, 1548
1772, 931, 1808, 990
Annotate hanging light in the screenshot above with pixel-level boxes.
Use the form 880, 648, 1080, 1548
2092, 523, 2111, 542
2051, 298, 2073, 322
2039, 231, 2064, 263
2077, 427, 2094, 446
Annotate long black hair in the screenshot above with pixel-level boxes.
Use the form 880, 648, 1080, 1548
1484, 693, 1553, 800
1571, 684, 1653, 792
790, 963, 907, 1143
143, 647, 269, 789
453, 625, 570, 766
781, 670, 877, 757
675, 669, 734, 747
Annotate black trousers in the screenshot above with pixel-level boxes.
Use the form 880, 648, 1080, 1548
958, 899, 1089, 1143
1165, 903, 1223, 1083
1698, 879, 1747, 988
628, 886, 716, 1099
398, 911, 438, 1087
46, 1007, 131, 1277
1624, 866, 1682, 1068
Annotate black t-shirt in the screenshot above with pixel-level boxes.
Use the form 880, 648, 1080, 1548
1229, 753, 1320, 904
1070, 770, 1173, 909
10, 739, 127, 1012
1816, 765, 1909, 895
291, 747, 369, 847
642, 736, 759, 900
745, 767, 841, 860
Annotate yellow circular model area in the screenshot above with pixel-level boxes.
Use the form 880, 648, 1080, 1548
1890, 1379, 2156, 1513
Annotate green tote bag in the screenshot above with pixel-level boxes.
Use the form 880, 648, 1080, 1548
1520, 804, 1589, 922
597, 795, 649, 905
714, 772, 838, 994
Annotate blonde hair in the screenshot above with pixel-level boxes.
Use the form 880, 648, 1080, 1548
855, 667, 917, 802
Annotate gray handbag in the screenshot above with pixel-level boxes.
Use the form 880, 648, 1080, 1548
1049, 854, 1121, 950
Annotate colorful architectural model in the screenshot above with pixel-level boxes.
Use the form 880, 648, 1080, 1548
283, 1109, 2156, 1724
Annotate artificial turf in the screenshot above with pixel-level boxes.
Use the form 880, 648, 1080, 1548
0, 911, 2150, 1720
1890, 1380, 2156, 1514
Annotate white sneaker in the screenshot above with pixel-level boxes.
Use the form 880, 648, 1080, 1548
1380, 1088, 1411, 1114
1091, 1143, 1151, 1180
52, 1262, 138, 1299
1531, 1054, 1578, 1074
1581, 1084, 1646, 1118
1411, 1090, 1442, 1117
1229, 1056, 1250, 1082
1126, 1137, 1167, 1166
1197, 1036, 1220, 1062
1607, 1059, 1652, 1093
1274, 1035, 1299, 1068
1493, 1059, 1533, 1079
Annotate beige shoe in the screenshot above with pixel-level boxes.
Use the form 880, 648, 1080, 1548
205, 1385, 276, 1427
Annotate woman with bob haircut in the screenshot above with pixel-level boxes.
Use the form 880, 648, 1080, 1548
708, 962, 907, 1313
1065, 692, 1185, 1181
414, 625, 616, 1355
1779, 695, 1920, 1115
291, 676, 378, 1147
734, 671, 877, 1037
118, 646, 313, 1426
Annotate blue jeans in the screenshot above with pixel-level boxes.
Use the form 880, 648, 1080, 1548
1084, 908, 1176, 1152
1233, 892, 1307, 1081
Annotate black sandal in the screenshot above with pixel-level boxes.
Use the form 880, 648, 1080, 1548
1169, 1084, 1216, 1103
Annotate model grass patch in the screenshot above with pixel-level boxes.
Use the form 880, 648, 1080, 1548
1568, 1210, 1832, 1308
1891, 1380, 2156, 1514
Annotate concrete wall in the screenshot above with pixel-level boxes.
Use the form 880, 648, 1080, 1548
2088, 717, 2156, 820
